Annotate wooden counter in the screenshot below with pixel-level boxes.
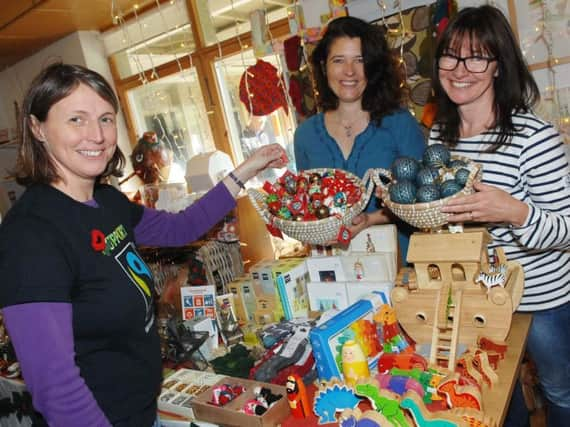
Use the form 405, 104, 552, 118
482, 312, 532, 425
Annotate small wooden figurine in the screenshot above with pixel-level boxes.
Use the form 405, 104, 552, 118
341, 340, 370, 386
285, 374, 310, 419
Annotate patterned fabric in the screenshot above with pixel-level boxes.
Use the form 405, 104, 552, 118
429, 111, 570, 311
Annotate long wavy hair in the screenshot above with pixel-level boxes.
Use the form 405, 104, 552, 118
432, 5, 540, 150
14, 62, 125, 187
311, 16, 405, 126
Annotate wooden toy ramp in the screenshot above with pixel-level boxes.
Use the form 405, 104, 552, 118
429, 280, 463, 370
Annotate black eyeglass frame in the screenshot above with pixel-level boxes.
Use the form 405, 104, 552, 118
437, 54, 497, 73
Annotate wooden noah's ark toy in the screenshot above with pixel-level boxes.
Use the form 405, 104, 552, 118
391, 227, 524, 370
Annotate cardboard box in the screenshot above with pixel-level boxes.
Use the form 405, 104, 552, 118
307, 281, 349, 311
158, 369, 225, 419
191, 377, 289, 427
228, 276, 257, 324
276, 260, 310, 319
306, 256, 346, 282
345, 281, 394, 305
340, 254, 392, 282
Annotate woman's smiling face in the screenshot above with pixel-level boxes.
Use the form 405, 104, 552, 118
438, 36, 498, 112
325, 36, 367, 105
31, 83, 117, 188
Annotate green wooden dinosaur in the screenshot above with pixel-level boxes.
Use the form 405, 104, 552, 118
355, 383, 410, 427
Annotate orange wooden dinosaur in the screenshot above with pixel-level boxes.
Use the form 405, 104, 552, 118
437, 373, 482, 410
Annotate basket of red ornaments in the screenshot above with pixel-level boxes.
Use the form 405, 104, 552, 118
373, 144, 482, 230
248, 168, 375, 245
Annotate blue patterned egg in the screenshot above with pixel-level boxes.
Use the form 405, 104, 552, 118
440, 179, 463, 198
454, 168, 470, 186
391, 157, 420, 182
416, 166, 440, 187
416, 184, 441, 203
423, 144, 451, 168
449, 159, 467, 168
389, 180, 417, 204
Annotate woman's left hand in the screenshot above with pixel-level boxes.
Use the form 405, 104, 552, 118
239, 144, 288, 180
440, 182, 529, 226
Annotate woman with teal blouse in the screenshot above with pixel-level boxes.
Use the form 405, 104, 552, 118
294, 16, 425, 260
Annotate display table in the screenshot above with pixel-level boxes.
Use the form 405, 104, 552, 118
159, 313, 532, 427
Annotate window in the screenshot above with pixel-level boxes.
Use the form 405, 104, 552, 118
126, 68, 214, 181
214, 48, 296, 187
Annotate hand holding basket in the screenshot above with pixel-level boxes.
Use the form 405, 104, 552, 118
248, 168, 376, 245
372, 156, 482, 230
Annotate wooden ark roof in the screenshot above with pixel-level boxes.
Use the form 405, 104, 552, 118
406, 228, 491, 264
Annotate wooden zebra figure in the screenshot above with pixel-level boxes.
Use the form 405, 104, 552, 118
476, 264, 507, 291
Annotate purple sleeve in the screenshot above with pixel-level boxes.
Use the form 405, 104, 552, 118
134, 181, 236, 247
3, 303, 111, 427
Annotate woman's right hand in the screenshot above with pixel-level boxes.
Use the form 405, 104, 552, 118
237, 144, 288, 182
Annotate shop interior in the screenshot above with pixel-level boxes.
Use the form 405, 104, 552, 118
0, 0, 569, 426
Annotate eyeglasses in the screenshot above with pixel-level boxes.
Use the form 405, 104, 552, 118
437, 54, 497, 73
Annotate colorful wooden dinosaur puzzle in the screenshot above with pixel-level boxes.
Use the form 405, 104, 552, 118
400, 391, 463, 427
354, 381, 410, 427
437, 374, 482, 410
313, 380, 360, 424
339, 407, 395, 427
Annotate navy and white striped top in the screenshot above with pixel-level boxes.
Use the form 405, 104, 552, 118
429, 111, 570, 312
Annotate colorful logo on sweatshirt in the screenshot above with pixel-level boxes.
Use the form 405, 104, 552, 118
115, 241, 155, 332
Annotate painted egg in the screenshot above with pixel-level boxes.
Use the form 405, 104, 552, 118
416, 184, 441, 203
389, 181, 417, 204
416, 166, 440, 187
391, 157, 420, 182
423, 144, 451, 168
440, 179, 463, 198
454, 168, 471, 186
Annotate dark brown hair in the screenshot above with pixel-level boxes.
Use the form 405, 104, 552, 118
14, 62, 125, 186
433, 5, 540, 150
311, 16, 406, 125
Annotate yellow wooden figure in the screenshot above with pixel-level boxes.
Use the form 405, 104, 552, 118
342, 340, 370, 386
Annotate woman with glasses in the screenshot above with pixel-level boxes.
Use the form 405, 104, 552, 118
430, 6, 570, 426
294, 16, 425, 258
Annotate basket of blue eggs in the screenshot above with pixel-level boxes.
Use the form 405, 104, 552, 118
372, 144, 482, 230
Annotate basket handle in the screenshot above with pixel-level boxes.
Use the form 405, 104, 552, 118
358, 169, 377, 210
371, 168, 393, 196
246, 188, 272, 226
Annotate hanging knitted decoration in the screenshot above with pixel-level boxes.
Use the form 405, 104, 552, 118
239, 59, 289, 116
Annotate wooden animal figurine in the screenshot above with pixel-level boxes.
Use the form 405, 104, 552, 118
374, 304, 412, 354
477, 336, 508, 359
375, 373, 425, 399
285, 374, 310, 419
472, 352, 499, 387
456, 354, 483, 388
400, 391, 464, 427
448, 407, 497, 427
313, 380, 360, 424
475, 266, 507, 291
437, 373, 482, 410
354, 381, 410, 427
342, 340, 370, 386
339, 407, 395, 427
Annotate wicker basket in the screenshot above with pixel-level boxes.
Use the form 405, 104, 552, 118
248, 168, 375, 245
372, 156, 482, 230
